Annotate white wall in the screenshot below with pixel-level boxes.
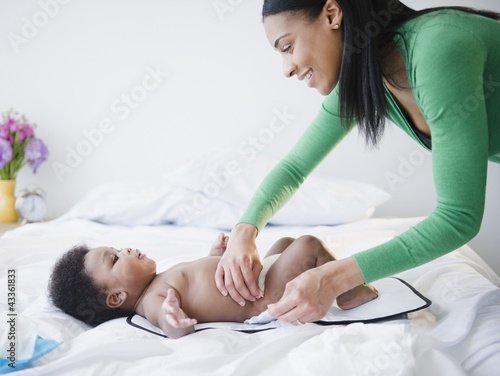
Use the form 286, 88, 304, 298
0, 0, 499, 274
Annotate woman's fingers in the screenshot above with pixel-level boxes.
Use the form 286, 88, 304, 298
277, 310, 305, 326
224, 266, 249, 306
242, 259, 263, 299
267, 268, 336, 324
229, 256, 263, 302
214, 263, 228, 296
216, 257, 262, 304
215, 261, 247, 305
214, 223, 262, 303
268, 298, 317, 325
267, 292, 298, 320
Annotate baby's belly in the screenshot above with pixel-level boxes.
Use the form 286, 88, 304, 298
179, 257, 268, 323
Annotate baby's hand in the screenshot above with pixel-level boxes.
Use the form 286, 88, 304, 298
209, 233, 229, 256
162, 289, 197, 329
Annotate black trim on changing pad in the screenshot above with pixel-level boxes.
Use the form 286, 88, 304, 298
126, 315, 167, 338
314, 277, 432, 326
313, 313, 409, 326
126, 315, 277, 339
392, 277, 432, 310
126, 277, 432, 338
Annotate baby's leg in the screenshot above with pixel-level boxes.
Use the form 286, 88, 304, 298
263, 235, 334, 303
263, 237, 295, 258
264, 235, 377, 310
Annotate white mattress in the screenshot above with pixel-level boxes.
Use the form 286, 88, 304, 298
1, 217, 499, 375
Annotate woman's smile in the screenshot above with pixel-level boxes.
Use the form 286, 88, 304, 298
298, 67, 313, 81
302, 68, 314, 86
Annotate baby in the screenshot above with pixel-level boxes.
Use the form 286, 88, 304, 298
49, 234, 378, 338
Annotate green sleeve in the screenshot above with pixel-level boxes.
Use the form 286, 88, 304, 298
354, 24, 489, 283
237, 86, 354, 232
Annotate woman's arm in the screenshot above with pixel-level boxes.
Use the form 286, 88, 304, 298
261, 20, 494, 323
355, 21, 491, 283
215, 89, 354, 303
237, 88, 354, 232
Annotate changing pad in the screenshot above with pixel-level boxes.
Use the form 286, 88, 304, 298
127, 277, 431, 338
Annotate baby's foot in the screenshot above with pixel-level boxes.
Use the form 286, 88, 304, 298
336, 284, 378, 310
209, 233, 229, 256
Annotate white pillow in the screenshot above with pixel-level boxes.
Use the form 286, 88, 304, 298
56, 180, 243, 229
58, 150, 390, 229
162, 150, 391, 226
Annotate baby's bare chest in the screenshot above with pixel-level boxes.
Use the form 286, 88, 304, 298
144, 257, 261, 323
151, 257, 220, 299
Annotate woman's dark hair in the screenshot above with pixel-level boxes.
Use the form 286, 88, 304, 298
262, 0, 500, 145
48, 245, 129, 327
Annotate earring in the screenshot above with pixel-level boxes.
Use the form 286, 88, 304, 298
334, 24, 339, 29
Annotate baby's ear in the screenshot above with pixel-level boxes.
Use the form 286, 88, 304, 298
106, 291, 128, 309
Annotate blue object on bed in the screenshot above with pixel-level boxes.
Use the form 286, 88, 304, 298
0, 336, 62, 374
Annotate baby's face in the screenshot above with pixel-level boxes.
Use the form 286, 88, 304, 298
85, 247, 157, 295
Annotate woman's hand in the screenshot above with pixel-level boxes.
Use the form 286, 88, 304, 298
215, 223, 263, 306
267, 257, 365, 325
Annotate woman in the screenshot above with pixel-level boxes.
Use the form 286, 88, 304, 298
215, 0, 500, 325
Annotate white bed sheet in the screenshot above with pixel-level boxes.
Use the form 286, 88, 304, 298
1, 217, 499, 376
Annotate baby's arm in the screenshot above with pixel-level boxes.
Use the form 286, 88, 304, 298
209, 233, 229, 256
143, 287, 197, 339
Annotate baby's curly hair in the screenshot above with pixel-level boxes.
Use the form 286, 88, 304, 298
48, 245, 129, 327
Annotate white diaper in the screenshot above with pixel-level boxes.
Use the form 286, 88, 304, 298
244, 309, 276, 325
244, 254, 281, 325
257, 253, 281, 292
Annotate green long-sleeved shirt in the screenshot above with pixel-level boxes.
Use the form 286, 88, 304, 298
238, 10, 500, 284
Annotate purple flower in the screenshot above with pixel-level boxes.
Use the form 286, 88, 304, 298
18, 131, 26, 141
0, 138, 13, 169
22, 123, 34, 137
9, 122, 19, 132
24, 138, 49, 173
0, 127, 8, 140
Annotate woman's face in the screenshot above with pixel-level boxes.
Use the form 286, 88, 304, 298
263, 3, 343, 96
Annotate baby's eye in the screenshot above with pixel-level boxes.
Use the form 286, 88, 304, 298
113, 255, 119, 264
282, 45, 292, 54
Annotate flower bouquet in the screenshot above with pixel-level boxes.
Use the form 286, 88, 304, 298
0, 109, 49, 178
0, 109, 49, 222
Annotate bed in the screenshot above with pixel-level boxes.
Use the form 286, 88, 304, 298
1, 152, 499, 375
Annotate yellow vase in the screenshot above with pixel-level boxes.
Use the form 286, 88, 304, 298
0, 180, 19, 223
